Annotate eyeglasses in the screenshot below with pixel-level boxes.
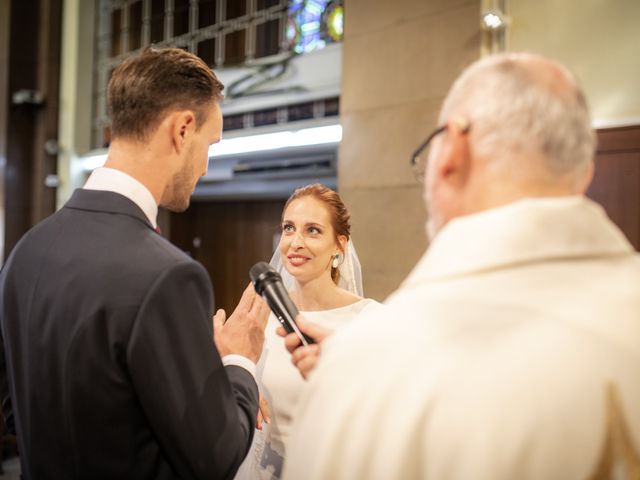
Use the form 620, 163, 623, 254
410, 120, 471, 182
410, 125, 448, 182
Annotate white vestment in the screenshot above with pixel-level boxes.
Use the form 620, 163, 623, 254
283, 196, 640, 480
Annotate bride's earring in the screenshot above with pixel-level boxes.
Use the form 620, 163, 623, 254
332, 253, 340, 269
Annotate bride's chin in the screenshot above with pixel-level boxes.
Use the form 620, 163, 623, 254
284, 265, 305, 279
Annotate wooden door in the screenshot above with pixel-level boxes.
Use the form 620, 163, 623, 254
170, 200, 285, 314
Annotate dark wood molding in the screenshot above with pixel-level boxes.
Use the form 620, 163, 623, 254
30, 0, 63, 225
4, 0, 39, 260
588, 124, 640, 251
596, 125, 640, 153
0, 0, 10, 261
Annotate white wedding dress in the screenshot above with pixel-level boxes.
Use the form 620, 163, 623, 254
234, 298, 382, 480
235, 238, 382, 479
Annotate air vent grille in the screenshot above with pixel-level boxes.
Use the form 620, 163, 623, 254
224, 97, 339, 132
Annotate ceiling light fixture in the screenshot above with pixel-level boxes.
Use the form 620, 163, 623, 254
209, 124, 342, 157
80, 124, 343, 171
481, 9, 509, 31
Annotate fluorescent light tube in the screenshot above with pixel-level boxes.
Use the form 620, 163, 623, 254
209, 124, 342, 157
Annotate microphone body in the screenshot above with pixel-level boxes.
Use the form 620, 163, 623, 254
250, 262, 314, 346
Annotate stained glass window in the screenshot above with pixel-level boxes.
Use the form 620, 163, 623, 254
92, 0, 344, 148
287, 0, 344, 54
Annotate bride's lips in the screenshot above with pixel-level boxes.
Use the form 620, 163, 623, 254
287, 254, 310, 267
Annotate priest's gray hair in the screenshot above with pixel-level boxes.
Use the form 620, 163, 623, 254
440, 52, 596, 182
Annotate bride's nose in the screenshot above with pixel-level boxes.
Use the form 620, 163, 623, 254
291, 231, 305, 248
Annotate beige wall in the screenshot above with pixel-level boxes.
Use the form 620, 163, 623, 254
509, 0, 640, 126
57, 0, 95, 208
339, 0, 481, 300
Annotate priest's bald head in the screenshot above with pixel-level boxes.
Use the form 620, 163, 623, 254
421, 53, 596, 239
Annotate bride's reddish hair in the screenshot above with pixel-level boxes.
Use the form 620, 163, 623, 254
283, 184, 351, 284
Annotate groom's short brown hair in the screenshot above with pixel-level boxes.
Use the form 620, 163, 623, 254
107, 47, 224, 141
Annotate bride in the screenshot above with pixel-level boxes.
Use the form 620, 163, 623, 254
235, 183, 381, 480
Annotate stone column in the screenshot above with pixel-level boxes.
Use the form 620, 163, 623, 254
339, 0, 481, 299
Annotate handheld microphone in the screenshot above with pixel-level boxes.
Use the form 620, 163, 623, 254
249, 262, 314, 346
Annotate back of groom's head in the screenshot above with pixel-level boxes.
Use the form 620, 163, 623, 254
107, 47, 224, 143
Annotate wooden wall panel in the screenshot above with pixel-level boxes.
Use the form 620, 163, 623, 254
587, 125, 640, 250
2, 0, 62, 261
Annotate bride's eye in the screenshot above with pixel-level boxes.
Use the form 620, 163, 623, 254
282, 223, 294, 233
308, 226, 320, 235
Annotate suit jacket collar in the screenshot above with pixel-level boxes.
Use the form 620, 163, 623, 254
64, 189, 156, 231
403, 196, 634, 287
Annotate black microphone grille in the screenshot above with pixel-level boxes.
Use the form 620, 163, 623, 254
249, 261, 271, 281
249, 261, 281, 294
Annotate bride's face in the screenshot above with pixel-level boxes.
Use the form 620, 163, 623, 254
279, 196, 342, 284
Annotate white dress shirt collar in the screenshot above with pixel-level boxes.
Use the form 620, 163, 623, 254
83, 167, 159, 228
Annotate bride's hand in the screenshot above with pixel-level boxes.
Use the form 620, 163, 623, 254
256, 395, 271, 430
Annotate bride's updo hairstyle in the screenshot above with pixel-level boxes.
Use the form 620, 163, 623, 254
283, 184, 351, 285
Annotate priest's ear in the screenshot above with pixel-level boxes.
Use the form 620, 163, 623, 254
435, 118, 472, 189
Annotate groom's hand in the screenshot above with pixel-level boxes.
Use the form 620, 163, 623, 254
213, 283, 269, 363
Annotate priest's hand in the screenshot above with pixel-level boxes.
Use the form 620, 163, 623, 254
276, 316, 333, 380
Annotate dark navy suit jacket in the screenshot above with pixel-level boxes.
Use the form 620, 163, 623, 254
0, 189, 258, 479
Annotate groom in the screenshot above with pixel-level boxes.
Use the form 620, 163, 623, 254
0, 47, 269, 479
